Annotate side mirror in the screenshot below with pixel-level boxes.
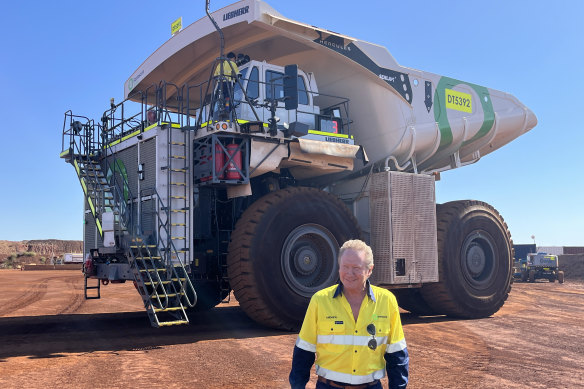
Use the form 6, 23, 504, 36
284, 64, 299, 110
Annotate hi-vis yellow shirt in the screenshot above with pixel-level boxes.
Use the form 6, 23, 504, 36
295, 283, 407, 385
213, 60, 239, 80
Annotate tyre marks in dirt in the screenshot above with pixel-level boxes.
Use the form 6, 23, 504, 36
1, 277, 51, 317
0, 275, 85, 317
56, 276, 85, 315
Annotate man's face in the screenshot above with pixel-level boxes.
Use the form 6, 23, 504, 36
339, 248, 373, 294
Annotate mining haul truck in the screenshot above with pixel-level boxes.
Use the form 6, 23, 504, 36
60, 0, 537, 329
520, 253, 564, 283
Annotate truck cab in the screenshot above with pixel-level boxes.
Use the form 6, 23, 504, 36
224, 60, 346, 139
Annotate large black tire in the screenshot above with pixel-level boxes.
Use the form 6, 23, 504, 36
521, 270, 528, 282
420, 200, 513, 318
392, 288, 436, 316
558, 271, 565, 284
529, 270, 536, 283
187, 279, 229, 312
227, 187, 360, 330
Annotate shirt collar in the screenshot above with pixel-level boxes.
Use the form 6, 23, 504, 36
333, 279, 376, 302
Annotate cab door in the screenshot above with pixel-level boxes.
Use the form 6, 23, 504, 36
262, 64, 317, 130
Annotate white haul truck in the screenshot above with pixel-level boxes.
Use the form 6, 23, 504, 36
60, 0, 537, 328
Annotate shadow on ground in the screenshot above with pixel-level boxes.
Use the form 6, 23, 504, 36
0, 305, 287, 360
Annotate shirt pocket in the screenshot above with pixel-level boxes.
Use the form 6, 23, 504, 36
317, 320, 347, 355
319, 320, 346, 334
374, 318, 391, 345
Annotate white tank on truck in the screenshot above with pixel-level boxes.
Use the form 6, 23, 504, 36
60, 0, 536, 329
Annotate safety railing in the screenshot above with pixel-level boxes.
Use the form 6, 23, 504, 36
61, 112, 135, 242
140, 186, 197, 307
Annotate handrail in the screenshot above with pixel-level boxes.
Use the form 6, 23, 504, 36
140, 186, 197, 307
62, 111, 171, 309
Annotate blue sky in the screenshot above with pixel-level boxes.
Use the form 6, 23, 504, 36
0, 0, 582, 246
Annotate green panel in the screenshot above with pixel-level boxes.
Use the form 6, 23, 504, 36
433, 77, 494, 151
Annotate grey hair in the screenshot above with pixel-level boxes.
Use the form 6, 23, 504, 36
338, 239, 374, 268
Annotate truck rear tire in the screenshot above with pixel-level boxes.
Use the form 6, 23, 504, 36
187, 280, 229, 312
392, 288, 436, 316
420, 201, 513, 318
227, 187, 360, 330
558, 271, 565, 284
529, 270, 535, 283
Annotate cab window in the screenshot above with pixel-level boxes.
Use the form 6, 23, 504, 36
233, 67, 249, 102
246, 67, 259, 99
266, 70, 284, 100
297, 76, 309, 105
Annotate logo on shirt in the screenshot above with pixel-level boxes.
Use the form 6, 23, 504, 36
325, 315, 337, 319
334, 321, 344, 325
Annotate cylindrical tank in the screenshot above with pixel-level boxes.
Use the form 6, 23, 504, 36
225, 143, 242, 180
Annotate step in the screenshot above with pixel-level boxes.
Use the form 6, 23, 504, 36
171, 142, 186, 146
144, 280, 171, 286
153, 306, 184, 313
151, 292, 185, 299
170, 155, 186, 160
80, 172, 105, 178
130, 245, 157, 249
135, 256, 162, 260
170, 196, 187, 200
158, 320, 189, 327
171, 223, 186, 227
170, 182, 186, 186
139, 268, 167, 273
146, 278, 186, 285
171, 237, 186, 240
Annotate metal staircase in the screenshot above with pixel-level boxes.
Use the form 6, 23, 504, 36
62, 110, 197, 328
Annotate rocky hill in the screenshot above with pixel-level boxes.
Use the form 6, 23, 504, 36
0, 239, 82, 259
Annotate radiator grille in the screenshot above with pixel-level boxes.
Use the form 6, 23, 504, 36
369, 171, 438, 285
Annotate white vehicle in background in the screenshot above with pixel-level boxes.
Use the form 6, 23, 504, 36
520, 253, 564, 283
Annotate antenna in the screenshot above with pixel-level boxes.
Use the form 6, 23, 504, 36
206, 0, 224, 59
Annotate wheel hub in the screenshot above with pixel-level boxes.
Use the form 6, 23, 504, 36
294, 249, 318, 275
461, 231, 496, 288
281, 224, 339, 297
466, 243, 487, 276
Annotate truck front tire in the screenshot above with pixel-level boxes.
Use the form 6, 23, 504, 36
421, 200, 513, 318
227, 187, 360, 330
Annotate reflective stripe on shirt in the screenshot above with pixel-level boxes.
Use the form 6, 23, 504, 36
386, 338, 407, 353
315, 364, 386, 385
317, 334, 389, 348
296, 337, 316, 353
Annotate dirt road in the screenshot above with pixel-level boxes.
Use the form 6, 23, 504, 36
0, 270, 582, 388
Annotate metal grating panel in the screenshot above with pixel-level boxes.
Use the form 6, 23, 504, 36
390, 173, 415, 284
106, 144, 138, 196
369, 172, 393, 284
413, 176, 438, 282
140, 138, 157, 191
369, 171, 438, 285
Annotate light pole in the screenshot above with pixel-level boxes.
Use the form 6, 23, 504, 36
531, 235, 536, 249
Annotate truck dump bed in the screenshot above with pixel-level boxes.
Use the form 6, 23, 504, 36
125, 0, 536, 174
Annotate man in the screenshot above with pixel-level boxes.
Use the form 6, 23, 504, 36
212, 52, 240, 119
289, 239, 409, 389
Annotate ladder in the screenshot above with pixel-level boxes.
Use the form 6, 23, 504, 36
163, 123, 191, 271
128, 238, 191, 327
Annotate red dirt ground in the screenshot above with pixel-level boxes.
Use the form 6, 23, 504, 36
0, 270, 582, 388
